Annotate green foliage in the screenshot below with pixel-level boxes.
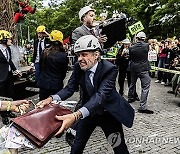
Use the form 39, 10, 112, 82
16, 0, 180, 44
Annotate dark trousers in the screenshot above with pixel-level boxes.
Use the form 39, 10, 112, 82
35, 63, 40, 82
71, 112, 129, 154
118, 69, 131, 95
128, 71, 151, 110
118, 69, 138, 98
0, 72, 14, 117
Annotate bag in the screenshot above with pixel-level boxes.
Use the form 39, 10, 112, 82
100, 17, 126, 48
12, 103, 72, 148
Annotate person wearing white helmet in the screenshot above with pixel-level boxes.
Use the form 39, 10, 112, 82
72, 6, 107, 45
127, 31, 154, 114
37, 35, 134, 154
68, 5, 108, 145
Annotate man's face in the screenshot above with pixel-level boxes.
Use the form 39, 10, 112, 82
124, 44, 130, 49
7, 39, 12, 46
83, 11, 96, 28
76, 51, 99, 70
37, 32, 45, 39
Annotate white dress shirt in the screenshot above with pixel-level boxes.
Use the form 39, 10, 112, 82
52, 62, 99, 118
35, 38, 45, 63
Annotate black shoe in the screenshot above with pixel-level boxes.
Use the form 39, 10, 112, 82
138, 109, 154, 114
128, 99, 135, 103
135, 97, 140, 101
7, 112, 16, 118
2, 117, 9, 125
178, 103, 180, 107
65, 131, 75, 147
56, 132, 64, 138
164, 83, 172, 87
167, 90, 174, 94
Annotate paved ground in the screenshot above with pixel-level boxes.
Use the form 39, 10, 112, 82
3, 71, 180, 154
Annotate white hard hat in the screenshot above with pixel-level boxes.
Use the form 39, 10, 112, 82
74, 35, 102, 53
79, 6, 95, 21
122, 38, 131, 44
136, 31, 146, 40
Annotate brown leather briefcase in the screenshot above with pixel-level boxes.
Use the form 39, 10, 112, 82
13, 103, 72, 148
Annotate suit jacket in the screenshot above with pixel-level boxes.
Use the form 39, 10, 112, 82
32, 37, 50, 63
56, 60, 135, 128
37, 51, 69, 90
71, 25, 99, 44
128, 41, 150, 73
0, 46, 16, 83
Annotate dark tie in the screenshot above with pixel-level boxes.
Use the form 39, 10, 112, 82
39, 40, 43, 58
89, 29, 95, 36
5, 49, 10, 62
85, 70, 94, 97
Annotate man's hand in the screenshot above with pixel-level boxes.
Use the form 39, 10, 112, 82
54, 110, 82, 136
36, 97, 53, 108
98, 35, 107, 43
54, 114, 76, 136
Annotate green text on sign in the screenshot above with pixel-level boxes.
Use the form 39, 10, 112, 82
128, 21, 144, 35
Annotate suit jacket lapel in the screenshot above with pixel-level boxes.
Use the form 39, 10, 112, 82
0, 48, 8, 62
81, 25, 92, 35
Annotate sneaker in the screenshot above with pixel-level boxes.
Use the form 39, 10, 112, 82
155, 80, 160, 83
161, 82, 165, 85
138, 109, 154, 114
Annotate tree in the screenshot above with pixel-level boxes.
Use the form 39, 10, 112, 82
0, 0, 17, 43
19, 0, 180, 43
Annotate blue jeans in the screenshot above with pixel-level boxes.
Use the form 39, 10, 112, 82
157, 57, 166, 81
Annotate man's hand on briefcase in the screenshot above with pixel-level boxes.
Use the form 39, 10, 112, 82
36, 97, 53, 108
54, 110, 82, 136
97, 34, 107, 43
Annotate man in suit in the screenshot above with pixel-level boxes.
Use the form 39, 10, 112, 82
0, 30, 21, 125
128, 31, 154, 114
37, 35, 134, 154
72, 6, 107, 45
66, 6, 108, 145
32, 25, 50, 82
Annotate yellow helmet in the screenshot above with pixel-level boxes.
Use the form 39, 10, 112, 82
36, 25, 46, 33
0, 30, 12, 41
49, 30, 63, 43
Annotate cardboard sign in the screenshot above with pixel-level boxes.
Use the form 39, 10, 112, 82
128, 21, 144, 35
148, 50, 157, 62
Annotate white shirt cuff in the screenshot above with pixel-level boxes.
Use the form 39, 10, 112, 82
51, 95, 61, 101
79, 107, 90, 119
